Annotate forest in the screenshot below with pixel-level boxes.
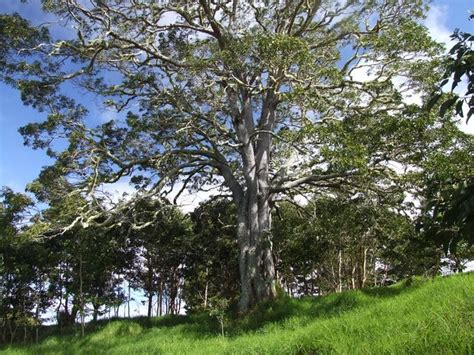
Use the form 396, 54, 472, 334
0, 0, 473, 352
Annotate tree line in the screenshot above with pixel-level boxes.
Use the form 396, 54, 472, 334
1, 162, 472, 344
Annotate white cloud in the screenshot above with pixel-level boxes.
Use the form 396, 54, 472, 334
423, 5, 453, 48
392, 76, 423, 106
158, 10, 180, 26
98, 179, 137, 206
166, 182, 221, 213
349, 59, 377, 83
97, 106, 117, 123
97, 178, 221, 214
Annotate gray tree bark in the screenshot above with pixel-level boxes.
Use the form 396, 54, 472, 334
226, 91, 278, 312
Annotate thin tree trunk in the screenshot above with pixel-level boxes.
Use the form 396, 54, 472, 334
158, 281, 163, 316
171, 270, 178, 315
79, 253, 85, 337
23, 298, 27, 343
128, 283, 131, 318
204, 267, 209, 308
351, 261, 357, 289
92, 304, 99, 322
147, 256, 153, 318
338, 250, 343, 293
3, 317, 7, 343
362, 248, 368, 288
373, 255, 377, 287
9, 323, 17, 345
156, 291, 161, 317
35, 278, 42, 343
147, 293, 153, 318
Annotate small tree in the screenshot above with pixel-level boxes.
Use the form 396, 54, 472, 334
208, 296, 229, 337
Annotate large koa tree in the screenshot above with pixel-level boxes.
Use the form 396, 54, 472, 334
2, 1, 446, 311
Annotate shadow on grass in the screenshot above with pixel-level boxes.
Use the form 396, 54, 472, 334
231, 278, 424, 334
360, 277, 423, 297
1, 313, 218, 354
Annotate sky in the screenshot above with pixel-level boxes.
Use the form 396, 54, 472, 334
0, 0, 473, 197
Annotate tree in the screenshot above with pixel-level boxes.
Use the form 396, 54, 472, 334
272, 192, 415, 296
415, 130, 474, 272
0, 188, 52, 343
1, 1, 447, 311
125, 198, 191, 317
183, 198, 239, 311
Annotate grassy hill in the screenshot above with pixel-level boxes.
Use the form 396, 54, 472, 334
3, 273, 473, 354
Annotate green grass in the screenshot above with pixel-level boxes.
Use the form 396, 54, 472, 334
3, 273, 473, 354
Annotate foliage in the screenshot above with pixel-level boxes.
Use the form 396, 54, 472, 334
429, 14, 474, 121
125, 199, 192, 317
0, 188, 50, 344
415, 126, 474, 270
272, 194, 418, 295
183, 198, 239, 311
208, 296, 229, 337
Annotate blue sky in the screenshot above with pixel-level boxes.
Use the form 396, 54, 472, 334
0, 0, 473, 194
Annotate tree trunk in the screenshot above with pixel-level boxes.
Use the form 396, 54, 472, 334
351, 261, 357, 290
158, 281, 163, 316
9, 322, 16, 345
361, 248, 368, 288
79, 253, 85, 337
373, 255, 377, 287
35, 280, 41, 343
3, 317, 7, 343
203, 267, 209, 308
127, 283, 131, 318
147, 293, 153, 318
337, 250, 343, 293
92, 303, 99, 322
170, 269, 179, 315
237, 193, 277, 312
146, 256, 153, 318
226, 90, 278, 313
156, 291, 161, 317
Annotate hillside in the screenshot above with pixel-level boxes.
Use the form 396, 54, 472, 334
3, 273, 473, 354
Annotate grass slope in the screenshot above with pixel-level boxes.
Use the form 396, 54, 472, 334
3, 273, 473, 354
